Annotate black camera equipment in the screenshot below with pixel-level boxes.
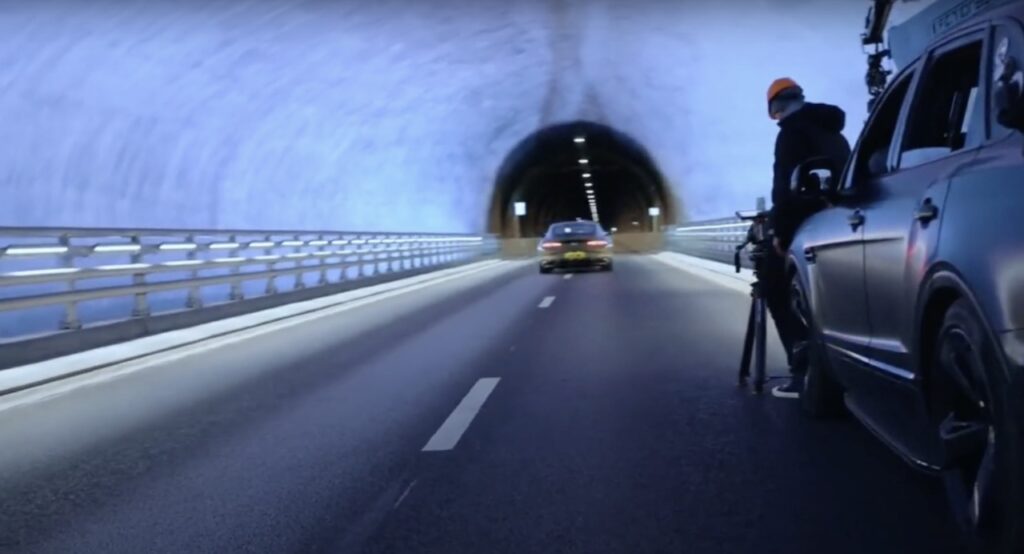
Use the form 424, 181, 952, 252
734, 209, 772, 393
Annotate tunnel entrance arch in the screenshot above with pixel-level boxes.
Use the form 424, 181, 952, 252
487, 121, 676, 238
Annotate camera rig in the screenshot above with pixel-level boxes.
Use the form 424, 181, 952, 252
733, 210, 772, 274
733, 209, 773, 393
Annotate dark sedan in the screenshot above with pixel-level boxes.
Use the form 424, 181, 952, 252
538, 221, 613, 273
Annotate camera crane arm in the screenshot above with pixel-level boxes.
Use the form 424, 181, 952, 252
863, 0, 900, 108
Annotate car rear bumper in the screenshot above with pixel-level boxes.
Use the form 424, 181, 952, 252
540, 252, 613, 269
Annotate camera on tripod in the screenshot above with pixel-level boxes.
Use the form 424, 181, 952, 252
733, 209, 773, 393
733, 209, 773, 274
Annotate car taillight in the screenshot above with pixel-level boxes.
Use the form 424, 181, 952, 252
541, 241, 562, 250
586, 240, 609, 248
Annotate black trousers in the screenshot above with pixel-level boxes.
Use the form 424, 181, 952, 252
758, 247, 807, 374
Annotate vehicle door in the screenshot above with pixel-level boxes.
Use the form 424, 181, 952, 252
800, 66, 918, 384
847, 28, 988, 457
862, 29, 987, 374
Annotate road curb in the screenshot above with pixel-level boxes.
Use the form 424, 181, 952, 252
652, 251, 755, 294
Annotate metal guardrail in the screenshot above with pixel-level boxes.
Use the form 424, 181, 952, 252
665, 198, 764, 268
0, 227, 498, 345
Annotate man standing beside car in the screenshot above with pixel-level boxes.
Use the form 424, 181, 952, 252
763, 78, 851, 399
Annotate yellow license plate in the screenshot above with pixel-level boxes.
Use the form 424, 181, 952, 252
563, 252, 587, 261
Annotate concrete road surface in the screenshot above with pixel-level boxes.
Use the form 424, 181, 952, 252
0, 256, 964, 554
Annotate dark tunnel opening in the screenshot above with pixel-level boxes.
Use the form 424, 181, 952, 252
488, 121, 676, 238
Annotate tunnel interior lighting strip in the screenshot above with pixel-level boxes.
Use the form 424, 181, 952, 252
5, 267, 82, 277
162, 260, 203, 267
213, 257, 246, 263
96, 263, 151, 271
159, 243, 198, 251
675, 223, 750, 232
281, 240, 305, 247
308, 240, 329, 246
209, 242, 241, 250
94, 244, 142, 253
5, 246, 70, 256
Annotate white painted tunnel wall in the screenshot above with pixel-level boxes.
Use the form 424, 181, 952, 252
0, 0, 914, 233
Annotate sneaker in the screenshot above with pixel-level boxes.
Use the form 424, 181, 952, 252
771, 375, 804, 399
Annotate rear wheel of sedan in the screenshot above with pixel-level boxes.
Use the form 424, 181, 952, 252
789, 275, 844, 418
932, 299, 1024, 554
539, 266, 552, 274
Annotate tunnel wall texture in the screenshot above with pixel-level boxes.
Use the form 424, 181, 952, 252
0, 0, 926, 233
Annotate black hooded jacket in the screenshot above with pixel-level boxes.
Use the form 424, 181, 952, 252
770, 102, 852, 249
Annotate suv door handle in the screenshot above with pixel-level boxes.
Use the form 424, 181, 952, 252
848, 210, 865, 231
804, 246, 816, 263
915, 199, 939, 224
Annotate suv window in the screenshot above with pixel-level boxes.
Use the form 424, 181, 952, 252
846, 71, 914, 187
899, 39, 984, 168
992, 24, 1024, 141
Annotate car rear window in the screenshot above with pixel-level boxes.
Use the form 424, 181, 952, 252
550, 223, 599, 237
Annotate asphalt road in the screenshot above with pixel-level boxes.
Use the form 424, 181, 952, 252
0, 256, 965, 554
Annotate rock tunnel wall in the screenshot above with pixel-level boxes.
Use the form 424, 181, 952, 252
0, 0, 888, 233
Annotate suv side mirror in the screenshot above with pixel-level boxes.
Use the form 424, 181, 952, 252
790, 157, 839, 197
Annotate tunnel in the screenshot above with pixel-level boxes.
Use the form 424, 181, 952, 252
489, 121, 675, 238
0, 1, 881, 234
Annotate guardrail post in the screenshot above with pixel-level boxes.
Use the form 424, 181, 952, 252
265, 235, 278, 295
401, 236, 412, 271
58, 234, 82, 330
359, 234, 370, 279
185, 233, 203, 309
317, 234, 329, 286
293, 234, 306, 290
130, 235, 150, 318
228, 234, 245, 301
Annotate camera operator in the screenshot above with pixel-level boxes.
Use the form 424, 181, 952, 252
764, 78, 851, 399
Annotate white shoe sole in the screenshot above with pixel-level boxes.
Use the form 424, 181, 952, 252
771, 387, 801, 399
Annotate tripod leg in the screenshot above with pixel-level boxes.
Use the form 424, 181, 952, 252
754, 294, 767, 394
738, 293, 756, 386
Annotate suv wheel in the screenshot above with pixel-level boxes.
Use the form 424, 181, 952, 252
933, 299, 1024, 554
789, 275, 844, 418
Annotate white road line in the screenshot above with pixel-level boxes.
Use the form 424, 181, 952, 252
422, 377, 500, 452
393, 480, 417, 508
563, 274, 573, 280
538, 296, 556, 309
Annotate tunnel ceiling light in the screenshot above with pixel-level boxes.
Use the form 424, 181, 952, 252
578, 159, 589, 165
584, 182, 592, 188
582, 173, 591, 178
574, 136, 586, 144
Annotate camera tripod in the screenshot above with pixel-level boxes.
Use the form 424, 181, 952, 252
735, 243, 767, 393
